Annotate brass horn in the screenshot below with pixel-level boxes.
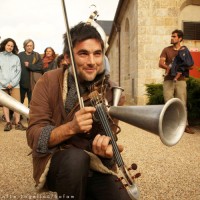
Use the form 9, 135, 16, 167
0, 90, 29, 117
108, 87, 186, 146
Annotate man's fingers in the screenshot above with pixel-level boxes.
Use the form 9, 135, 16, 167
92, 134, 124, 158
78, 107, 96, 115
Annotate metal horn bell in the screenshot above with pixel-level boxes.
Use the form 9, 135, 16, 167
108, 87, 186, 146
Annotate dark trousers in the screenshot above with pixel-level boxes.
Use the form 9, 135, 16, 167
46, 147, 131, 200
20, 86, 32, 106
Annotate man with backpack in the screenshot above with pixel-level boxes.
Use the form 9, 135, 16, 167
159, 29, 194, 134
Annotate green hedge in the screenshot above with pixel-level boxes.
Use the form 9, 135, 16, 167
145, 77, 200, 125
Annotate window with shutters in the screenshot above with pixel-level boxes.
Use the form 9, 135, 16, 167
183, 22, 200, 40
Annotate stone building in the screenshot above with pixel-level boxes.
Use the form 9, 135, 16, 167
106, 0, 200, 105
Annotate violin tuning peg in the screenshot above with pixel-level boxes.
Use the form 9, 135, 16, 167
132, 173, 141, 179
131, 163, 138, 170
115, 177, 123, 182
127, 163, 137, 171
135, 173, 141, 178
119, 186, 125, 190
119, 183, 128, 190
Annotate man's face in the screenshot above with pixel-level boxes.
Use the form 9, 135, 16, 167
72, 39, 104, 82
171, 33, 182, 44
25, 42, 34, 54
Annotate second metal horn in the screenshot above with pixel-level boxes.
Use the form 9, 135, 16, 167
112, 86, 124, 106
0, 90, 29, 117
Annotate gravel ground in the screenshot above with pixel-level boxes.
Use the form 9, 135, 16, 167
0, 108, 199, 200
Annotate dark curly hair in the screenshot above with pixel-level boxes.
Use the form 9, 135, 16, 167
56, 54, 64, 67
0, 38, 19, 55
172, 29, 184, 42
63, 22, 104, 55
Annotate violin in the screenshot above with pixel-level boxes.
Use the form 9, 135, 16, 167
90, 90, 140, 200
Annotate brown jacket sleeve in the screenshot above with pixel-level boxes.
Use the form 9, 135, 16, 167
26, 69, 65, 156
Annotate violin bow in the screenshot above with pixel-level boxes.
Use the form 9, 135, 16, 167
61, 0, 84, 108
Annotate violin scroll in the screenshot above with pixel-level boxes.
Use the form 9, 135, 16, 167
118, 165, 140, 200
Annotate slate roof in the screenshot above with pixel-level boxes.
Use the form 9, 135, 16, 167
96, 20, 113, 36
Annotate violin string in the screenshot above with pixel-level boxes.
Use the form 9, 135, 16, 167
92, 98, 136, 193
98, 105, 123, 166
96, 103, 124, 166
90, 93, 124, 166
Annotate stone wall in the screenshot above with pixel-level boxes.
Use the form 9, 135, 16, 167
107, 0, 200, 105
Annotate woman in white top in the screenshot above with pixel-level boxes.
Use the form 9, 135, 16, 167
0, 38, 26, 131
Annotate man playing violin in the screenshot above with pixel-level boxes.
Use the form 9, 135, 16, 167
27, 22, 131, 200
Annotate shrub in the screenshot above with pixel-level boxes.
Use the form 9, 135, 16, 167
145, 77, 200, 125
186, 77, 200, 122
145, 83, 164, 105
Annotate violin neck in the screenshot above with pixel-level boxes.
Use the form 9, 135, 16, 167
96, 103, 124, 167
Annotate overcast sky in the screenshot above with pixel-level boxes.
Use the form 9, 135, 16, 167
0, 0, 119, 54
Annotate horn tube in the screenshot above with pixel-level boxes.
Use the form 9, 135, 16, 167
108, 98, 186, 146
0, 90, 29, 117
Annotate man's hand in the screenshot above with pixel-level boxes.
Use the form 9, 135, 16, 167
49, 107, 96, 147
24, 61, 29, 67
92, 134, 124, 158
69, 107, 96, 134
163, 64, 171, 77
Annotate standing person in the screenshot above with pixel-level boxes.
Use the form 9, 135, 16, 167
42, 47, 57, 73
159, 29, 194, 134
18, 39, 43, 107
0, 38, 27, 131
55, 54, 68, 69
27, 22, 131, 200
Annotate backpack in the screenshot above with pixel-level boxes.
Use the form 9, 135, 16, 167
177, 46, 194, 68
171, 46, 194, 77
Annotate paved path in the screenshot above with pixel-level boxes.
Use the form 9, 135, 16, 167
0, 108, 199, 200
